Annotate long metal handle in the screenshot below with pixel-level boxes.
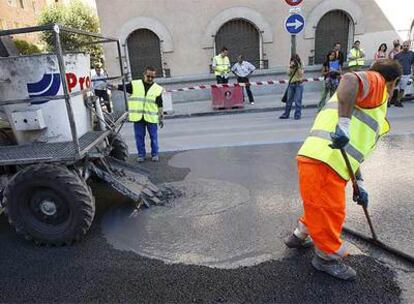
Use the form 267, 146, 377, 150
340, 148, 379, 241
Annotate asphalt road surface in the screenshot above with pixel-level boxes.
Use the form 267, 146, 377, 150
0, 104, 413, 303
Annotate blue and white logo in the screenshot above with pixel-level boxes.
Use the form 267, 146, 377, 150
285, 14, 305, 35
27, 73, 61, 104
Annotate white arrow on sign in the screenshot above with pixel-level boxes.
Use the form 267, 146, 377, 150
286, 19, 303, 30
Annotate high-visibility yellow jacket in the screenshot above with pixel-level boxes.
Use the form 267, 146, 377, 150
213, 55, 230, 76
128, 80, 163, 123
348, 48, 365, 67
298, 80, 389, 180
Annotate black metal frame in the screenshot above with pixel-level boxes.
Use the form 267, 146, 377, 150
0, 24, 128, 165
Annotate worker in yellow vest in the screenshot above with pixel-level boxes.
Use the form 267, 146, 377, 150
284, 59, 402, 280
125, 66, 164, 162
347, 40, 365, 72
212, 47, 231, 84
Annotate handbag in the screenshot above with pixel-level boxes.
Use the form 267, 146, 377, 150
281, 66, 299, 103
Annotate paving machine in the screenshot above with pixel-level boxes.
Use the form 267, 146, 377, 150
0, 24, 161, 245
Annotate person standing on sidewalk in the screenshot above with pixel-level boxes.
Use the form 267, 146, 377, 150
317, 51, 342, 111
347, 41, 365, 72
374, 43, 388, 62
392, 41, 414, 107
333, 42, 345, 67
388, 39, 401, 60
284, 59, 402, 280
231, 55, 256, 104
122, 66, 164, 162
280, 54, 304, 120
92, 63, 111, 112
212, 47, 231, 84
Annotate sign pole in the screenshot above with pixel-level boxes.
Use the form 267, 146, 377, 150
285, 1, 304, 58
291, 35, 297, 57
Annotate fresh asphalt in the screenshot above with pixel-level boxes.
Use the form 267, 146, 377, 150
1, 106, 414, 303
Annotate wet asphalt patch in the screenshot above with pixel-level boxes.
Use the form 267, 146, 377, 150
0, 152, 404, 303
0, 216, 402, 304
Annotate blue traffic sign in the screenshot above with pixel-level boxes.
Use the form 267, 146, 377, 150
285, 14, 305, 35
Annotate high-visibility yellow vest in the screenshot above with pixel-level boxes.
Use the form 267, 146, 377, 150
348, 48, 365, 67
297, 88, 389, 180
213, 55, 230, 76
128, 80, 163, 123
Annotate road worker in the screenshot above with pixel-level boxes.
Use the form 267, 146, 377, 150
285, 59, 402, 280
212, 47, 231, 84
347, 40, 365, 72
118, 66, 164, 162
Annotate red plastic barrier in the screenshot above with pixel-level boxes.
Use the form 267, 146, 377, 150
211, 86, 244, 109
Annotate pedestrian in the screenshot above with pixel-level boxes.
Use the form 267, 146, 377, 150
121, 66, 164, 162
347, 40, 365, 72
333, 42, 345, 67
212, 47, 231, 84
92, 63, 111, 112
231, 55, 256, 104
284, 59, 402, 280
388, 39, 401, 60
280, 54, 304, 120
392, 41, 414, 107
317, 50, 342, 111
374, 43, 388, 61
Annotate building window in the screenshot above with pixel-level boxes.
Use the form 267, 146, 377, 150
7, 0, 17, 6
214, 19, 261, 68
127, 29, 163, 79
19, 0, 25, 9
314, 10, 354, 64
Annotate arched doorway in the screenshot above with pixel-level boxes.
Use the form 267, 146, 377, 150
215, 19, 260, 67
314, 10, 353, 64
127, 29, 162, 79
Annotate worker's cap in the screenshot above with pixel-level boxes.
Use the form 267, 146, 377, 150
95, 63, 103, 68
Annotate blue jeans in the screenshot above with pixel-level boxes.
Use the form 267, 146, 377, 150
282, 83, 304, 118
133, 121, 158, 157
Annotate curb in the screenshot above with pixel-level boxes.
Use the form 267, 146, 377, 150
165, 97, 414, 120
165, 103, 319, 120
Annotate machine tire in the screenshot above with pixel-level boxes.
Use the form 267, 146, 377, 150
3, 164, 95, 246
109, 134, 129, 161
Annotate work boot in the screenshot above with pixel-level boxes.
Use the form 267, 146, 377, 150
137, 157, 145, 163
151, 155, 159, 162
394, 100, 404, 107
311, 256, 356, 281
284, 234, 313, 248
389, 89, 398, 106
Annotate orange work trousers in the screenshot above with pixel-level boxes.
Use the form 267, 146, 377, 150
297, 156, 347, 256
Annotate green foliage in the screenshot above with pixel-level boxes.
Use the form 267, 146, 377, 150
14, 39, 41, 55
38, 0, 102, 66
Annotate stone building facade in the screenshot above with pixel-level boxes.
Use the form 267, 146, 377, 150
96, 0, 414, 79
0, 0, 48, 44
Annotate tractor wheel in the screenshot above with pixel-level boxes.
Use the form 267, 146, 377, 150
3, 164, 95, 245
109, 134, 129, 161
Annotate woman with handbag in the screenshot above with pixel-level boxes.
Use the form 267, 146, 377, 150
280, 54, 304, 120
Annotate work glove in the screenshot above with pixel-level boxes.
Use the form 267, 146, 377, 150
159, 120, 164, 129
329, 117, 351, 149
353, 180, 369, 209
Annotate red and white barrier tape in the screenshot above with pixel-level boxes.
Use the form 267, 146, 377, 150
165, 77, 325, 93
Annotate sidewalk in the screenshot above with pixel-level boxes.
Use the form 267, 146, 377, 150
166, 91, 322, 119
